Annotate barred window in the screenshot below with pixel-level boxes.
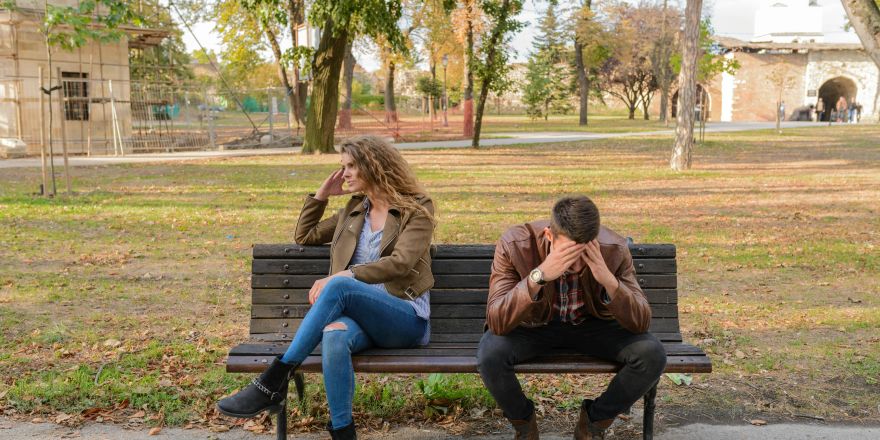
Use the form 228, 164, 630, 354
62, 72, 89, 121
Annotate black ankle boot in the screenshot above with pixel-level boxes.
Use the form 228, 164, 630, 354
217, 357, 297, 418
327, 421, 357, 440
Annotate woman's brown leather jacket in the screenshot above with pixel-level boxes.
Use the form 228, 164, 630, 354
294, 194, 435, 300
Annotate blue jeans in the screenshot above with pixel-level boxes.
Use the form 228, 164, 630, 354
279, 276, 428, 429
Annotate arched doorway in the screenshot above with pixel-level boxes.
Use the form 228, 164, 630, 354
817, 77, 857, 121
672, 85, 710, 121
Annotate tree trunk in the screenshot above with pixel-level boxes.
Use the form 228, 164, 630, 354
463, 4, 475, 138
384, 61, 398, 123
840, 0, 880, 121
472, 0, 513, 149
628, 105, 636, 120
338, 41, 355, 130
642, 99, 650, 120
575, 40, 589, 126
575, 0, 592, 126
262, 22, 298, 135
303, 20, 349, 154
286, 0, 305, 125
671, 0, 702, 171
659, 88, 669, 124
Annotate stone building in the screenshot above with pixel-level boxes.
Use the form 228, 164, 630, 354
701, 38, 878, 122
672, 0, 878, 122
0, 0, 165, 156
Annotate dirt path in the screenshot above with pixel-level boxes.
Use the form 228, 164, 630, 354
2, 417, 878, 440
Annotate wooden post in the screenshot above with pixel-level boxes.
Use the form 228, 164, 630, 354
57, 67, 72, 195
38, 66, 49, 196
12, 20, 23, 145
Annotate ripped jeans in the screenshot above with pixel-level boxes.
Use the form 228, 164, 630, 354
280, 276, 428, 429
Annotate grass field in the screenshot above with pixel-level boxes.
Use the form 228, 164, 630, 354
0, 124, 878, 436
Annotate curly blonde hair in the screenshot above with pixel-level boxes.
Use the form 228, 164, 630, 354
339, 135, 435, 223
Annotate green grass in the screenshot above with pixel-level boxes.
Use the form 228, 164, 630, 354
1, 123, 879, 429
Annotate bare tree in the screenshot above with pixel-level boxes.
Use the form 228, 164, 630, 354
840, 0, 880, 121
670, 0, 702, 171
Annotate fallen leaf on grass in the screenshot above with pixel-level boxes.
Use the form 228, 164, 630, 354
665, 373, 693, 386
129, 411, 146, 419
148, 427, 162, 435
750, 419, 767, 426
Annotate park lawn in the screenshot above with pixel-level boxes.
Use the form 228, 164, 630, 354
0, 124, 878, 435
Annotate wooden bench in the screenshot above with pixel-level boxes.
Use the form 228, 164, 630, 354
226, 243, 712, 440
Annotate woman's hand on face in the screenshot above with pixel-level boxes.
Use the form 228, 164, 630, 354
315, 169, 351, 201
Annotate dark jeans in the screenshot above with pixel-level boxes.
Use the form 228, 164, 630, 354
477, 318, 666, 422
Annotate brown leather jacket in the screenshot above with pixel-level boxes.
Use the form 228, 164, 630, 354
486, 220, 651, 335
294, 194, 435, 300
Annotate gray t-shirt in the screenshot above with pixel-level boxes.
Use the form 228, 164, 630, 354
349, 200, 431, 345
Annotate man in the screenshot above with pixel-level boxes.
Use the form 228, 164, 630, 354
478, 196, 666, 440
815, 98, 824, 122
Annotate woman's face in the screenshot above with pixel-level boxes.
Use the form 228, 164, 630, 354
340, 152, 366, 193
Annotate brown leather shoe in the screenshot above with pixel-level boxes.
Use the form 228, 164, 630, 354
573, 400, 613, 440
510, 411, 539, 440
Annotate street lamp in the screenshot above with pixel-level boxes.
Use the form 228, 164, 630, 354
442, 54, 449, 127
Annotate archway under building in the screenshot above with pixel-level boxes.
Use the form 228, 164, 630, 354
672, 85, 711, 121
817, 77, 857, 121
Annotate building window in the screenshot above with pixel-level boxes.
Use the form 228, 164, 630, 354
62, 72, 89, 121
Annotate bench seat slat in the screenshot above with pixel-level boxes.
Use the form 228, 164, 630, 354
230, 342, 707, 357
226, 354, 709, 374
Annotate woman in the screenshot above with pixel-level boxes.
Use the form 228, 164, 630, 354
218, 136, 435, 440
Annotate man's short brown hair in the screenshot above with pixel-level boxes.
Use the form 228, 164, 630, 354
549, 196, 600, 243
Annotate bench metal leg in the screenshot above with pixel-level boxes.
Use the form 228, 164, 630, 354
642, 382, 658, 440
274, 399, 287, 440
293, 372, 305, 403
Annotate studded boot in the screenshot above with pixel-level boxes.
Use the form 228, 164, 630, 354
217, 356, 297, 418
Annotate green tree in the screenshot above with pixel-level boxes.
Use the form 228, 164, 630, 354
471, 0, 524, 148
523, 0, 572, 120
303, 0, 407, 153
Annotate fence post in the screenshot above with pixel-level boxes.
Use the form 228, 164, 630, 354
268, 87, 274, 140
57, 68, 72, 195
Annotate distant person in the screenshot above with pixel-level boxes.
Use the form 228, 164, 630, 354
835, 96, 848, 123
778, 101, 786, 122
849, 101, 857, 124
856, 103, 863, 122
815, 98, 824, 122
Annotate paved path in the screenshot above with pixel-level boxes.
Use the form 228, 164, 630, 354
0, 122, 830, 169
0, 417, 877, 440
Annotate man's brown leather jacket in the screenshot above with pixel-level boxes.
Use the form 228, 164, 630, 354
294, 194, 435, 300
486, 220, 652, 335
